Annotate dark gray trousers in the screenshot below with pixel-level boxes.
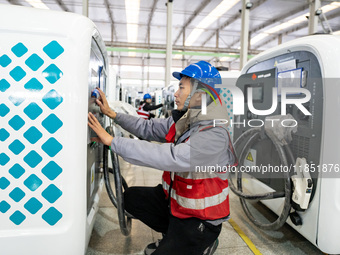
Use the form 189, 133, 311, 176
124, 184, 222, 255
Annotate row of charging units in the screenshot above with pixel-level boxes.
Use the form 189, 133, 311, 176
0, 5, 109, 254
230, 34, 340, 254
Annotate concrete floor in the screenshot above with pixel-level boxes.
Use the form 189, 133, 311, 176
86, 159, 324, 255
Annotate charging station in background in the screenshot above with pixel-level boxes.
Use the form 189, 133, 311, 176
232, 34, 340, 254
0, 5, 108, 254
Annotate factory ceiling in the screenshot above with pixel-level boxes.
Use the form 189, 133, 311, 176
3, 0, 340, 88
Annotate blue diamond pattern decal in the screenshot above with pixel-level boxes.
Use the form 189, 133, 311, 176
24, 174, 42, 191
42, 89, 63, 110
8, 139, 25, 155
42, 207, 62, 226
42, 64, 63, 84
24, 150, 42, 168
9, 187, 25, 202
9, 164, 25, 179
0, 128, 10, 141
25, 53, 44, 71
42, 114, 63, 134
8, 115, 25, 131
0, 79, 10, 92
11, 43, 28, 57
42, 184, 62, 203
8, 95, 25, 106
1, 41, 66, 227
10, 210, 26, 225
42, 138, 62, 157
0, 41, 66, 227
42, 161, 62, 180
0, 177, 10, 190
24, 102, 42, 120
0, 201, 10, 213
10, 66, 26, 82
0, 104, 10, 117
0, 54, 12, 67
24, 78, 43, 91
43, 41, 64, 60
24, 126, 42, 144
0, 153, 10, 166
24, 198, 42, 214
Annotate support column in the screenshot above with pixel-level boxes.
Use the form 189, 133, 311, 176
82, 0, 88, 17
110, 24, 114, 65
216, 30, 219, 65
240, 0, 251, 70
308, 0, 321, 35
182, 29, 186, 69
142, 58, 145, 92
147, 57, 150, 89
278, 34, 282, 45
147, 25, 151, 89
165, 0, 173, 88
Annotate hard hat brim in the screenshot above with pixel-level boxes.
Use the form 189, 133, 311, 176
172, 71, 182, 80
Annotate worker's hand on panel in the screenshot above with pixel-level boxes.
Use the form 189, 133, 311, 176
95, 87, 117, 119
88, 112, 114, 146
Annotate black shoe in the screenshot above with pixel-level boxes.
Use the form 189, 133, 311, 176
144, 239, 162, 255
202, 239, 219, 255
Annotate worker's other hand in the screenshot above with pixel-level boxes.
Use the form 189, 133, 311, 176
88, 112, 114, 146
95, 87, 117, 119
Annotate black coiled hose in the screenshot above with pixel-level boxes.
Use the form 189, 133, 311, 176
229, 128, 293, 230
103, 126, 133, 236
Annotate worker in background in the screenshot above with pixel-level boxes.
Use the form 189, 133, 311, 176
88, 61, 236, 255
137, 93, 163, 119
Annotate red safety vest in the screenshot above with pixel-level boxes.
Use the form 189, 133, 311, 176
162, 123, 235, 220
137, 103, 150, 119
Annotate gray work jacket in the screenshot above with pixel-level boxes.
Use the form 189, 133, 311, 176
111, 101, 235, 174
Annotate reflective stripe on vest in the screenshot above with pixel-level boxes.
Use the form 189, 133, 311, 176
161, 124, 231, 220
137, 103, 150, 119
171, 186, 229, 210
170, 192, 230, 220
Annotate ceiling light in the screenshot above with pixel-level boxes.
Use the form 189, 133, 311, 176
220, 57, 234, 61
250, 1, 340, 46
25, 0, 49, 9
315, 8, 322, 16
125, 0, 140, 56
185, 29, 205, 46
245, 2, 253, 9
174, 50, 183, 60
185, 0, 239, 46
220, 53, 238, 61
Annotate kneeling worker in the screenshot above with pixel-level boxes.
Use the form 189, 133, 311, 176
88, 61, 237, 255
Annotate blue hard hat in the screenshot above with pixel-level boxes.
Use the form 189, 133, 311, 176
143, 93, 152, 100
172, 61, 221, 96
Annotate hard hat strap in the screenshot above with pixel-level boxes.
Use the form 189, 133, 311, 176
182, 79, 198, 111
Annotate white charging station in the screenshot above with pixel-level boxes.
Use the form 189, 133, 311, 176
234, 34, 340, 254
0, 5, 108, 254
